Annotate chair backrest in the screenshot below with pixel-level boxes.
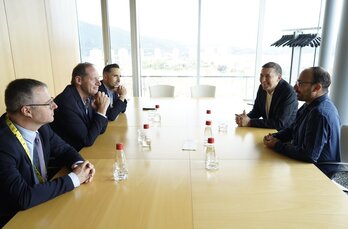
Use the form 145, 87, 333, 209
190, 85, 216, 98
149, 85, 175, 97
341, 125, 348, 162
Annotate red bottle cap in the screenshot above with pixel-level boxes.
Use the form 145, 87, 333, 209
155, 104, 160, 109
205, 120, 212, 125
143, 124, 150, 129
207, 137, 214, 144
206, 110, 211, 114
116, 143, 123, 150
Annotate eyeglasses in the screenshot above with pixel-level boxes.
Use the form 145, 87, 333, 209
25, 97, 55, 108
296, 80, 314, 87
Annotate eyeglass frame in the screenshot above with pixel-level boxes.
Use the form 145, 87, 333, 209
25, 97, 55, 108
295, 80, 315, 87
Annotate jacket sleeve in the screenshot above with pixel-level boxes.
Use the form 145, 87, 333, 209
250, 82, 298, 130
106, 97, 127, 121
53, 97, 108, 150
0, 147, 75, 211
247, 85, 263, 119
273, 113, 330, 163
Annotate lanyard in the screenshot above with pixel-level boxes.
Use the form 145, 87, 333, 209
5, 115, 45, 183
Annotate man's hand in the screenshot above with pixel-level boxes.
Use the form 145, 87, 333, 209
263, 133, 279, 148
73, 161, 96, 184
116, 85, 127, 101
235, 110, 250, 127
93, 91, 110, 115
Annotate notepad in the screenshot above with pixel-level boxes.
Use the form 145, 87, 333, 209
182, 139, 196, 151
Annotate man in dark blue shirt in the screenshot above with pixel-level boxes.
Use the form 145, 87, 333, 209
263, 67, 340, 163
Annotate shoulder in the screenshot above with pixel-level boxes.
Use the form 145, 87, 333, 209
55, 85, 80, 106
99, 81, 107, 92
277, 80, 294, 92
0, 117, 23, 157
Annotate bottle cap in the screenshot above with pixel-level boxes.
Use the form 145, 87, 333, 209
205, 120, 212, 125
116, 143, 123, 150
206, 110, 211, 114
207, 137, 214, 144
155, 104, 160, 109
144, 124, 150, 129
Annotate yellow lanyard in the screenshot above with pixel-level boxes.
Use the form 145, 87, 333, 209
5, 115, 45, 183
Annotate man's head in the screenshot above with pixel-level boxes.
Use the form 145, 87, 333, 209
260, 62, 282, 93
294, 67, 331, 103
102, 63, 121, 89
71, 62, 101, 99
5, 79, 57, 128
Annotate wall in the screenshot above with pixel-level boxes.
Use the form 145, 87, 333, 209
0, 0, 80, 114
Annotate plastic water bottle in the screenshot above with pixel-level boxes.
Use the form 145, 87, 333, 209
153, 104, 161, 123
205, 137, 219, 170
142, 124, 151, 148
204, 120, 213, 145
113, 143, 128, 181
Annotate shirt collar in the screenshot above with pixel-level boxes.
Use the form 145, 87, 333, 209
14, 123, 37, 144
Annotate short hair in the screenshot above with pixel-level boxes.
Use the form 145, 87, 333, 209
71, 62, 95, 85
103, 63, 120, 75
5, 78, 47, 114
262, 62, 282, 76
310, 66, 331, 92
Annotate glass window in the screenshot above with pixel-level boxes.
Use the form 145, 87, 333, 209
200, 0, 260, 98
108, 0, 133, 95
262, 0, 323, 84
76, 0, 104, 73
138, 0, 198, 77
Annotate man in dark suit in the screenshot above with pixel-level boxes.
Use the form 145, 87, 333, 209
235, 62, 298, 130
50, 62, 110, 151
0, 79, 95, 227
99, 63, 127, 121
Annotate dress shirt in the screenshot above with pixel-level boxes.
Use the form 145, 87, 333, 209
272, 94, 341, 163
265, 91, 273, 119
14, 124, 80, 187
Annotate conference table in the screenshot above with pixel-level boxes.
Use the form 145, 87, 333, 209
6, 97, 348, 228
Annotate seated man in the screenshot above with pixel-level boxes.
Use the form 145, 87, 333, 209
263, 67, 341, 165
50, 62, 110, 151
0, 79, 95, 227
235, 62, 298, 130
99, 63, 127, 121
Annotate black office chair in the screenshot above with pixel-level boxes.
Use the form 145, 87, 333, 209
317, 125, 348, 194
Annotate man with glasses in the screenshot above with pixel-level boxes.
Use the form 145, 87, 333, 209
99, 63, 127, 121
50, 62, 110, 151
263, 67, 341, 165
0, 79, 95, 227
235, 62, 298, 130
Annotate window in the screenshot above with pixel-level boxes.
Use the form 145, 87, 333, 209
76, 0, 104, 73
108, 0, 133, 94
262, 0, 323, 84
76, 0, 324, 98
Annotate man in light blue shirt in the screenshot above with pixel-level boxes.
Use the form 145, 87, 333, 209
0, 79, 95, 227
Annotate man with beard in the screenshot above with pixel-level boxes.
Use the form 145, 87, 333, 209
99, 63, 127, 121
263, 67, 341, 165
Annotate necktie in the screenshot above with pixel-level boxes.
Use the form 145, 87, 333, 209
34, 132, 46, 182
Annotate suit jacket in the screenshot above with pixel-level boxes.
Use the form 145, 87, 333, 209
248, 79, 298, 130
0, 114, 84, 227
99, 81, 127, 121
50, 85, 108, 151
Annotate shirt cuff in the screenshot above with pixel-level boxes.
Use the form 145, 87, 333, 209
68, 172, 81, 188
96, 112, 107, 119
